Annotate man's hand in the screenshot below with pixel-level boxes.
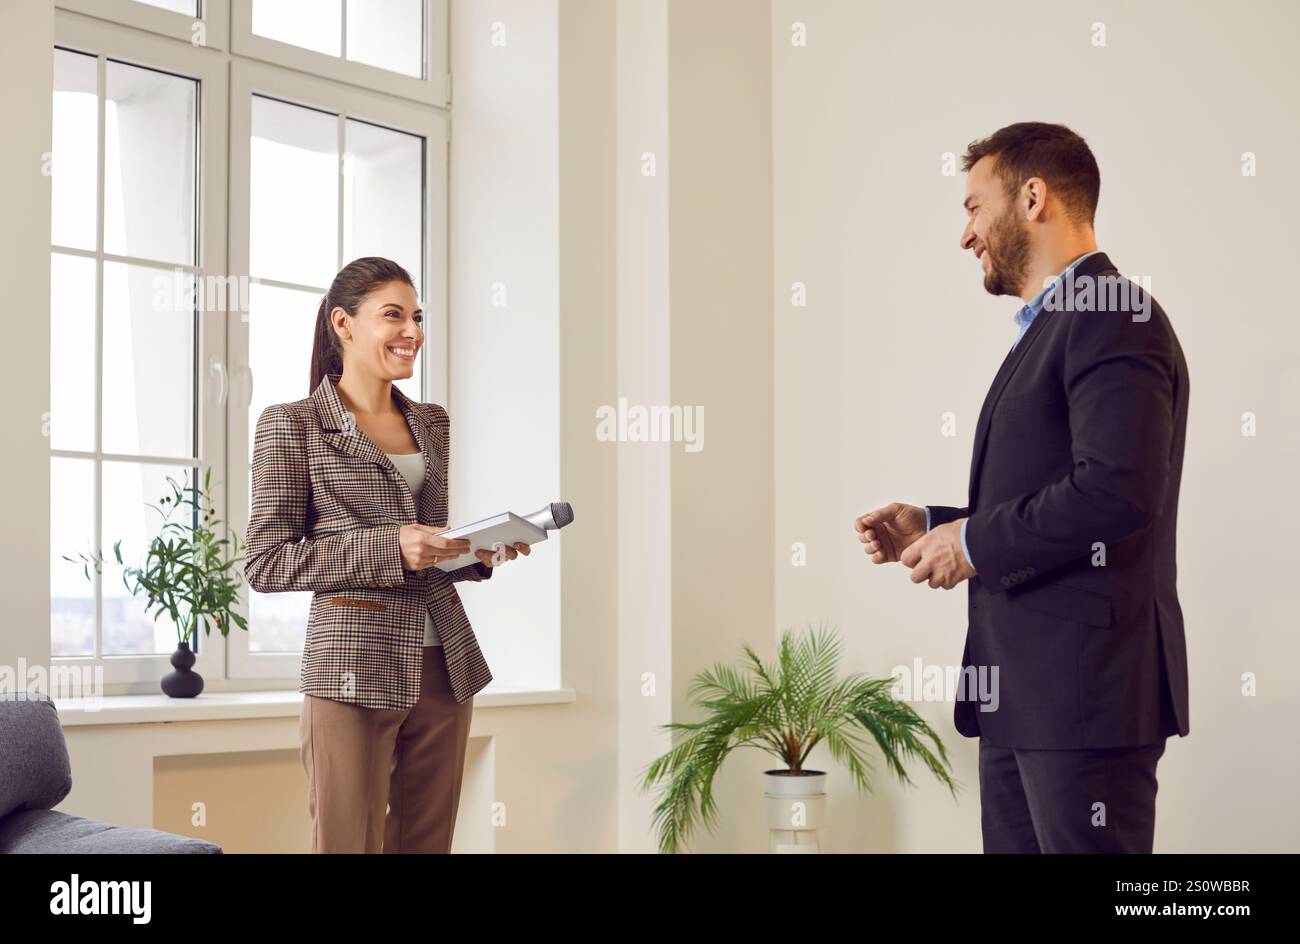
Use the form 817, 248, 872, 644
900, 518, 976, 589
855, 502, 927, 563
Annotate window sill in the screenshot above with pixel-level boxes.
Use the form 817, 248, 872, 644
54, 686, 578, 727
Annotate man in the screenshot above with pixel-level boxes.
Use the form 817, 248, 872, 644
855, 122, 1189, 853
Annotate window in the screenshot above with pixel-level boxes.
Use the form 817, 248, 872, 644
49, 39, 208, 666
232, 0, 447, 105
238, 90, 430, 660
50, 2, 447, 693
248, 0, 423, 77
134, 0, 199, 17
227, 60, 444, 680
58, 0, 230, 49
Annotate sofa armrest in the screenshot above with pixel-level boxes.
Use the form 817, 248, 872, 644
0, 693, 72, 820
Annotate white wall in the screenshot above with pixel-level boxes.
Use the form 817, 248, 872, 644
667, 0, 776, 852
772, 0, 1300, 851
0, 0, 54, 681
615, 0, 673, 852
444, 0, 622, 852
449, 0, 561, 693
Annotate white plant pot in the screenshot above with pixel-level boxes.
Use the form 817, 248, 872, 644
763, 769, 827, 853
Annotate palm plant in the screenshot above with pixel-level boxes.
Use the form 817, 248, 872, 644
639, 622, 961, 853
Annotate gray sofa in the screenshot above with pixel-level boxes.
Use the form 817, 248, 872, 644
0, 692, 221, 853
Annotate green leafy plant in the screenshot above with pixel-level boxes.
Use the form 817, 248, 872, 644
639, 622, 961, 853
62, 466, 249, 648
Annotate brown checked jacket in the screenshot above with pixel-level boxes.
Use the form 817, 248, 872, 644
245, 370, 493, 710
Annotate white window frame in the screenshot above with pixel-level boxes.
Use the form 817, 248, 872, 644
58, 0, 231, 50
51, 10, 229, 691
230, 0, 448, 106
225, 61, 448, 681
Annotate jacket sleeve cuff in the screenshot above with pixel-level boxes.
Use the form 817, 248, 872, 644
924, 505, 969, 530
965, 507, 1040, 593
371, 525, 409, 587
960, 518, 975, 573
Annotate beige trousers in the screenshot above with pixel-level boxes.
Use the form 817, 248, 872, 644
299, 646, 473, 853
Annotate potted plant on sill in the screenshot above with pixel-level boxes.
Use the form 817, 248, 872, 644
63, 466, 248, 697
639, 622, 961, 853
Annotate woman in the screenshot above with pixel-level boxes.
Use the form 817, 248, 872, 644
244, 256, 529, 853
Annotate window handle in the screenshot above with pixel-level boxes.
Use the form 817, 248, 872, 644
237, 363, 254, 408
209, 358, 227, 407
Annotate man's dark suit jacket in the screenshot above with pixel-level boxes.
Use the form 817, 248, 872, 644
927, 251, 1190, 749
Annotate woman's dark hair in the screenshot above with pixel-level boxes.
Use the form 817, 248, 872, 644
309, 256, 417, 394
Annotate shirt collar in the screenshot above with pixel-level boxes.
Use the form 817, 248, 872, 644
1014, 249, 1103, 327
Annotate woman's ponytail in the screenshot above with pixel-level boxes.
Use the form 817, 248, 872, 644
308, 294, 342, 395
307, 257, 416, 396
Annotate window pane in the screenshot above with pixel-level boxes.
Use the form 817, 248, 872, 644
104, 60, 197, 266
341, 118, 424, 407
102, 461, 193, 655
52, 48, 97, 251
249, 466, 310, 653
50, 253, 97, 453
245, 282, 318, 654
392, 367, 420, 407
52, 457, 96, 658
252, 0, 342, 57
246, 281, 319, 461
132, 0, 199, 14
102, 261, 195, 458
343, 117, 423, 286
346, 0, 423, 78
250, 95, 338, 286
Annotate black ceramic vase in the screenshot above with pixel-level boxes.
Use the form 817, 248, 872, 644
161, 640, 204, 698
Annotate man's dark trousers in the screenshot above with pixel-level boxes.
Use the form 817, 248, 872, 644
979, 737, 1167, 853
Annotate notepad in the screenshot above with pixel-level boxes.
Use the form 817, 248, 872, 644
432, 512, 550, 572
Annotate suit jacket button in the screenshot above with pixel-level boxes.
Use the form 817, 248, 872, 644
1017, 569, 1028, 579
1026, 566, 1036, 575
1000, 576, 1011, 587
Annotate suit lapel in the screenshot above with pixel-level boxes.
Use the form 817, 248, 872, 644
965, 252, 1116, 507
386, 379, 442, 525
310, 371, 440, 525
965, 313, 1047, 505
399, 396, 441, 527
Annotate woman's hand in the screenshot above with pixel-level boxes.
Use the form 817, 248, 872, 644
399, 524, 472, 571
475, 542, 531, 567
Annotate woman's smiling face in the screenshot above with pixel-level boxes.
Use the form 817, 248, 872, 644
334, 279, 423, 380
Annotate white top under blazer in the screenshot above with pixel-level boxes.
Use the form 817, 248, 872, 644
384, 450, 442, 647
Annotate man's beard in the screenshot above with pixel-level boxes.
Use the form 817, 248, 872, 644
982, 209, 1030, 298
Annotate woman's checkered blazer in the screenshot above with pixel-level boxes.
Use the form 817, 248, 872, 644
244, 370, 493, 710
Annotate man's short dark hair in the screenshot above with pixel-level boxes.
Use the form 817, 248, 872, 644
962, 122, 1100, 225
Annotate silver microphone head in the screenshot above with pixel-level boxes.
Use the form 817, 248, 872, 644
524, 501, 575, 531
549, 501, 574, 528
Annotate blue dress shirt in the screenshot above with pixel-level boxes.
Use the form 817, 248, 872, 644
935, 250, 1103, 573
1010, 249, 1103, 351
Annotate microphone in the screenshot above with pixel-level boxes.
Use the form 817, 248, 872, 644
523, 501, 575, 532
